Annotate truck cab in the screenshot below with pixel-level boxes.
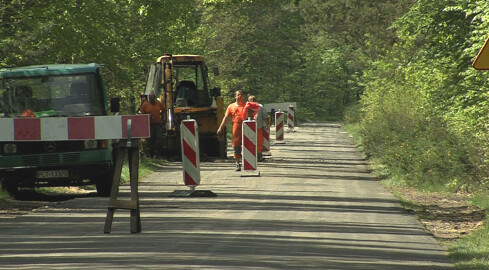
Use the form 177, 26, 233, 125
0, 64, 118, 196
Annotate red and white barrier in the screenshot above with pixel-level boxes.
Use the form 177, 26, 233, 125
0, 115, 150, 141
180, 119, 200, 187
242, 119, 260, 176
262, 125, 271, 156
275, 111, 284, 141
288, 105, 295, 132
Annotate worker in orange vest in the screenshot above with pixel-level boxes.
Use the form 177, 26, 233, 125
217, 90, 246, 171
140, 91, 165, 158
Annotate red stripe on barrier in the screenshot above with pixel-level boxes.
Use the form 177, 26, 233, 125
288, 114, 294, 121
243, 135, 256, 157
277, 121, 283, 130
245, 121, 256, 132
122, 115, 150, 138
244, 159, 254, 170
183, 121, 195, 135
183, 139, 197, 167
68, 117, 95, 139
14, 118, 41, 140
184, 171, 198, 186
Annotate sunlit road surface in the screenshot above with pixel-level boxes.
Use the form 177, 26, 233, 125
0, 122, 453, 269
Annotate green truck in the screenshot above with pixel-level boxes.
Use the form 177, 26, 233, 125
0, 63, 119, 196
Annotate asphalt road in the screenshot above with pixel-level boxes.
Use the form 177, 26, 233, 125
0, 122, 453, 269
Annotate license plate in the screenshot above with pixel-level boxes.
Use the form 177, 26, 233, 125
36, 170, 69, 179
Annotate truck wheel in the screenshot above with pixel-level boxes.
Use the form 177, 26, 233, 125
95, 145, 119, 197
1, 175, 18, 196
94, 170, 114, 197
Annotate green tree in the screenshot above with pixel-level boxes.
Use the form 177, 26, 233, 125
199, 1, 303, 106
358, 0, 489, 190
0, 0, 199, 112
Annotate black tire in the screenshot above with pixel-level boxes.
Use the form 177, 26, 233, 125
94, 170, 114, 197
95, 144, 118, 197
1, 175, 18, 197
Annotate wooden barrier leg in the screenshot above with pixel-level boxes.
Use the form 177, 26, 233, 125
103, 138, 142, 234
128, 141, 141, 233
104, 141, 125, 234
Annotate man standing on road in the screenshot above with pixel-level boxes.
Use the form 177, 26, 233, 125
217, 90, 246, 171
243, 95, 268, 162
140, 91, 165, 158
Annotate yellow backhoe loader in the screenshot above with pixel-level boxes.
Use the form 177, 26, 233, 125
143, 54, 226, 158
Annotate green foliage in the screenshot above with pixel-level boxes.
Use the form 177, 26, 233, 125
0, 0, 199, 113
0, 0, 403, 120
343, 103, 363, 125
198, 1, 303, 102
357, 0, 489, 194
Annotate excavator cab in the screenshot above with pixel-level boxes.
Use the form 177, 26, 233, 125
144, 54, 226, 158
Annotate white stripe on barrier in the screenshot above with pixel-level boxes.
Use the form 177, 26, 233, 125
41, 118, 68, 141
95, 116, 123, 139
0, 118, 14, 141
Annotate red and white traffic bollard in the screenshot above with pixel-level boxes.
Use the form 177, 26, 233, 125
242, 119, 260, 177
287, 105, 295, 132
262, 124, 271, 156
275, 110, 284, 142
180, 119, 200, 187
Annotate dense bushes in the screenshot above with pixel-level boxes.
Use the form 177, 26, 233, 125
347, 0, 489, 192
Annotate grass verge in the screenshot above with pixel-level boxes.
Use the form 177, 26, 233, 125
448, 221, 489, 269
447, 192, 489, 269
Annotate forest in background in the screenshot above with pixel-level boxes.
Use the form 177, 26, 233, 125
1, 0, 407, 119
2, 0, 489, 192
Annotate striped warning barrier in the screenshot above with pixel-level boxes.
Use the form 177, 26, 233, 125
180, 119, 200, 187
262, 125, 271, 156
0, 115, 150, 141
242, 119, 260, 176
275, 110, 284, 141
287, 105, 295, 132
